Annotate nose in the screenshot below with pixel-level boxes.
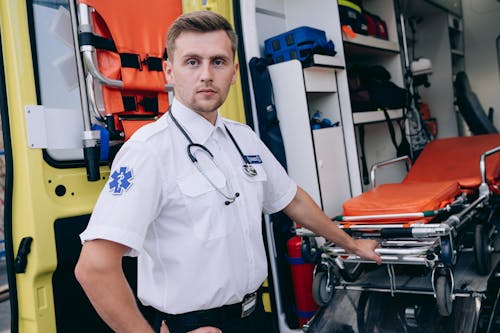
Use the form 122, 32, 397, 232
200, 62, 213, 83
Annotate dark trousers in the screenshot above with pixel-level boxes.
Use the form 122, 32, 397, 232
153, 305, 255, 333
155, 313, 254, 333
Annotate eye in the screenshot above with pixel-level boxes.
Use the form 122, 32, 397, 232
186, 58, 199, 66
213, 58, 226, 67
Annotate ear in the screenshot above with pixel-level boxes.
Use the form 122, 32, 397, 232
230, 62, 239, 85
163, 59, 174, 84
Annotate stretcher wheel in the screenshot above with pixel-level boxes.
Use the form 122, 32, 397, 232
435, 275, 453, 317
312, 271, 335, 306
439, 237, 455, 266
474, 224, 492, 275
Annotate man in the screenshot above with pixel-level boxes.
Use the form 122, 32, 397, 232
75, 10, 380, 333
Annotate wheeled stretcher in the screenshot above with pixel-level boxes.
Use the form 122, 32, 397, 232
297, 134, 500, 317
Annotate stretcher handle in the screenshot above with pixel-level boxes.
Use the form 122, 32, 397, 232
480, 146, 500, 189
370, 155, 411, 188
380, 228, 414, 238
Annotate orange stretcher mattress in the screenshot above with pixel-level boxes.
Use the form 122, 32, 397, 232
403, 134, 500, 189
342, 135, 500, 223
342, 181, 461, 222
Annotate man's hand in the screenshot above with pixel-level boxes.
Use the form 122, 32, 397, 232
161, 321, 222, 333
351, 239, 381, 265
283, 187, 382, 265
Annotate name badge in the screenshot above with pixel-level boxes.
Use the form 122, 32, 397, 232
241, 292, 257, 318
245, 155, 262, 164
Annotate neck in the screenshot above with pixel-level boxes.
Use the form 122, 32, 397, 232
173, 99, 218, 125
199, 111, 218, 126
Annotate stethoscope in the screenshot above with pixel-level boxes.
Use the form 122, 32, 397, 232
169, 110, 258, 205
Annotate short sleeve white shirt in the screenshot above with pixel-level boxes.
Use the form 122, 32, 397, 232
80, 98, 297, 314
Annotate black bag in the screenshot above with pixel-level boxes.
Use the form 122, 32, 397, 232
249, 57, 298, 327
248, 57, 288, 169
349, 65, 411, 185
348, 65, 410, 112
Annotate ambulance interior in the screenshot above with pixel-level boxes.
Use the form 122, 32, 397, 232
1, 0, 500, 332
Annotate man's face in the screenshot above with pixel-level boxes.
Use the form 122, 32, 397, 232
164, 30, 238, 123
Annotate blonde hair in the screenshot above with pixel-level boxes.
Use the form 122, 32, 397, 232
166, 11, 238, 59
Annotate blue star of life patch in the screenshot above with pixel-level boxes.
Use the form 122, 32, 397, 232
109, 166, 134, 195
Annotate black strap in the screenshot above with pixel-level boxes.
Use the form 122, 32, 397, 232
143, 56, 163, 71
382, 108, 399, 151
383, 108, 412, 159
139, 97, 159, 113
358, 125, 370, 185
120, 53, 163, 71
122, 96, 137, 112
79, 32, 164, 71
120, 53, 142, 69
122, 96, 159, 113
78, 32, 117, 52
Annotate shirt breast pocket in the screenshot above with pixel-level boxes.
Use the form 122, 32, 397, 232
240, 164, 267, 207
177, 168, 235, 241
241, 164, 267, 183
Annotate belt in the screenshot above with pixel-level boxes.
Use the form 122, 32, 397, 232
161, 292, 257, 323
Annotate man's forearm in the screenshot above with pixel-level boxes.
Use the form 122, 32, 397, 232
75, 240, 154, 333
283, 187, 357, 251
80, 268, 153, 333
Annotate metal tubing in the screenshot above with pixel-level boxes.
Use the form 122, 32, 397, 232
296, 223, 450, 238
480, 146, 500, 197
333, 255, 429, 266
337, 210, 435, 222
83, 52, 123, 88
445, 194, 487, 229
86, 74, 105, 120
480, 146, 500, 184
381, 240, 437, 247
370, 155, 411, 188
324, 246, 431, 256
68, 1, 91, 132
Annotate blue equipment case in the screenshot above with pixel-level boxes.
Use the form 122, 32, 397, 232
264, 26, 335, 64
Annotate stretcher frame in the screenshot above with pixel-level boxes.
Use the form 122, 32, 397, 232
299, 145, 500, 317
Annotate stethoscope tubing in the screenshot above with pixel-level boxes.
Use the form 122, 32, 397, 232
168, 109, 257, 205
168, 110, 257, 177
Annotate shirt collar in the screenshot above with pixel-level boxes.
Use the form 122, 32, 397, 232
170, 98, 226, 144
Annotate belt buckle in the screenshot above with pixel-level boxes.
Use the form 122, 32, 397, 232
241, 292, 257, 318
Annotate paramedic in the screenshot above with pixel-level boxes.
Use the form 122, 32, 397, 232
75, 10, 381, 333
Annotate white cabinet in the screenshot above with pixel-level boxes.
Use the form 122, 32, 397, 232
268, 59, 351, 217
312, 126, 351, 217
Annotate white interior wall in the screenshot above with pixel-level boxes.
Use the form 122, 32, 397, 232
462, 0, 500, 128
415, 11, 458, 138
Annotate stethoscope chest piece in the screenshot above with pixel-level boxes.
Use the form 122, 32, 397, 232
243, 164, 258, 177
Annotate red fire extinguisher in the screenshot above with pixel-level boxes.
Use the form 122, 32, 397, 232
286, 235, 318, 327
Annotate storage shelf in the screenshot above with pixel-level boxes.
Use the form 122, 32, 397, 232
309, 54, 345, 69
353, 109, 403, 125
343, 33, 400, 54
